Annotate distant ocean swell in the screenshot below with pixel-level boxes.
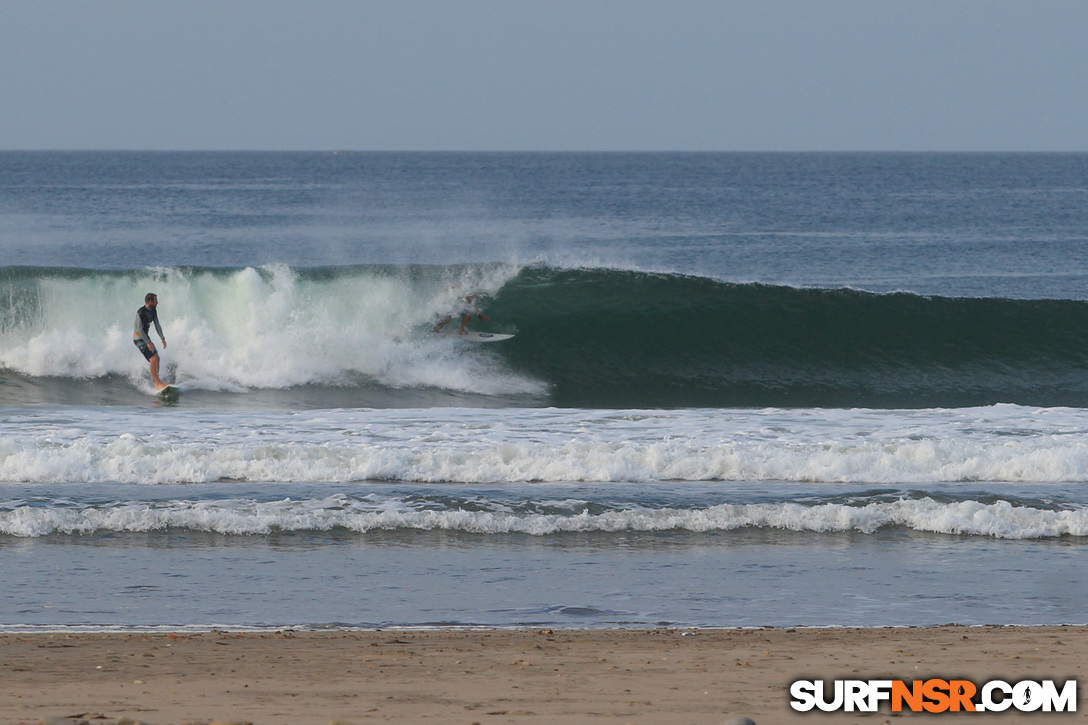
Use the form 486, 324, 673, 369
3, 264, 1088, 408
2, 495, 1086, 540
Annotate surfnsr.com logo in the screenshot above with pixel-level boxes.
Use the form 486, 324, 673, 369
790, 679, 1077, 713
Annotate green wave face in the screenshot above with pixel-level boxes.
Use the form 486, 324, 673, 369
491, 267, 1088, 408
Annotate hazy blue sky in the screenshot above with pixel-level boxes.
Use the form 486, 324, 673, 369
3, 0, 1086, 151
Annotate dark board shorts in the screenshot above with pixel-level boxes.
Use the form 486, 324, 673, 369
133, 337, 157, 361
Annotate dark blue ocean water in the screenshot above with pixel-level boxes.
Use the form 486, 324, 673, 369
4, 152, 1088, 297
1, 152, 1087, 629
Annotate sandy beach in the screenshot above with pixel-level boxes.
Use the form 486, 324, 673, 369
1, 626, 1083, 725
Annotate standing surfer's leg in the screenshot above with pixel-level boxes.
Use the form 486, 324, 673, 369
150, 354, 165, 389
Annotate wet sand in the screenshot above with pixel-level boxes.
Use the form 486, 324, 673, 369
2, 626, 1084, 725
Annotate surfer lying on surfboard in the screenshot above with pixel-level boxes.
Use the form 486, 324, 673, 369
434, 294, 491, 335
133, 292, 170, 391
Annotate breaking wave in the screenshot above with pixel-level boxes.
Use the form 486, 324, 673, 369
4, 263, 1088, 408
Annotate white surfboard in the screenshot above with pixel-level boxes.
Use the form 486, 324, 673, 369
459, 331, 514, 342
437, 328, 514, 342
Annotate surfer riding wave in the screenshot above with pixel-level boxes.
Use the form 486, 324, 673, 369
434, 294, 491, 335
133, 292, 169, 391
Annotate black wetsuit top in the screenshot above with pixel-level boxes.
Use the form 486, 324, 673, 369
134, 305, 163, 345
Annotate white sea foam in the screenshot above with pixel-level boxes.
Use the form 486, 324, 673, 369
0, 264, 541, 396
5, 405, 1088, 485
1, 495, 1085, 539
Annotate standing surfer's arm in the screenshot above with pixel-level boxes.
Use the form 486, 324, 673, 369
152, 310, 166, 347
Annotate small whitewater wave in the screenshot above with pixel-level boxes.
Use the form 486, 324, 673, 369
2, 494, 1085, 540
6, 405, 1088, 485
7, 431, 1088, 485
